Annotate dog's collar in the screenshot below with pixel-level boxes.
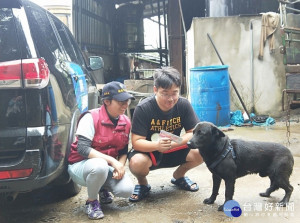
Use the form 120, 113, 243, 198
208, 141, 236, 170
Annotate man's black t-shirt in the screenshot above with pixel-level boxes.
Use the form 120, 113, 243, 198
131, 95, 199, 140
130, 95, 199, 168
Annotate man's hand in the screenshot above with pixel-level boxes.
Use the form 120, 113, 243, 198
157, 138, 172, 153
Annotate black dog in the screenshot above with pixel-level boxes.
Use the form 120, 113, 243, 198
187, 121, 294, 211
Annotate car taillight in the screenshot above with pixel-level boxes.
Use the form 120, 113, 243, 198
0, 60, 22, 88
23, 58, 49, 88
0, 58, 50, 89
0, 168, 33, 180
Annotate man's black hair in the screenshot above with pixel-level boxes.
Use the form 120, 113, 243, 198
153, 67, 181, 89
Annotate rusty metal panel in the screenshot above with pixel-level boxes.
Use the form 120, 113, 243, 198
286, 73, 300, 90
286, 65, 300, 73
286, 47, 300, 64
124, 80, 154, 93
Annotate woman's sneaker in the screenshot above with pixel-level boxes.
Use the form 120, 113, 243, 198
99, 189, 113, 204
85, 200, 104, 219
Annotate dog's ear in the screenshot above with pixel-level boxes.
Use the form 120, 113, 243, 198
212, 126, 225, 138
192, 122, 200, 133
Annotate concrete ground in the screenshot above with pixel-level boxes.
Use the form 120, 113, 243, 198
0, 116, 299, 223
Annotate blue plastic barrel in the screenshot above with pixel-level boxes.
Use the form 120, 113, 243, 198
190, 65, 230, 126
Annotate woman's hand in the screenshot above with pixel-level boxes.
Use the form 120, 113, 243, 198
111, 159, 125, 180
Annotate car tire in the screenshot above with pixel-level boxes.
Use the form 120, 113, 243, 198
59, 179, 81, 197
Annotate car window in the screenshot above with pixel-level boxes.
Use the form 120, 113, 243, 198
26, 4, 65, 63
64, 27, 87, 68
52, 16, 78, 63
50, 14, 87, 69
49, 14, 94, 85
0, 8, 20, 62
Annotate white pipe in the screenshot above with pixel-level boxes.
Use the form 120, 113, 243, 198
250, 19, 254, 113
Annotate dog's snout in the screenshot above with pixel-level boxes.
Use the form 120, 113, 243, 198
187, 141, 195, 149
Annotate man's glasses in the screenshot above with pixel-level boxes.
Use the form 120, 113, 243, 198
159, 92, 179, 100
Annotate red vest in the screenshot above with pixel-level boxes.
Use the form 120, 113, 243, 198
68, 105, 131, 164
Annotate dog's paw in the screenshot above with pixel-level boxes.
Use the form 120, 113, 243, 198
280, 202, 287, 207
259, 192, 270, 197
278, 200, 288, 207
218, 205, 224, 211
203, 198, 215, 204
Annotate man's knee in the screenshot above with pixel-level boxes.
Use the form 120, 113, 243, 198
187, 149, 203, 164
129, 153, 151, 169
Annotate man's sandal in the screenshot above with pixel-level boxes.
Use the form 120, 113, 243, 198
129, 184, 151, 202
171, 176, 199, 192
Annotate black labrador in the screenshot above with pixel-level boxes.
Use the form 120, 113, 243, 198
187, 121, 294, 211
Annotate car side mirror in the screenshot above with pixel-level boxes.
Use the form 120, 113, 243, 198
88, 56, 104, 70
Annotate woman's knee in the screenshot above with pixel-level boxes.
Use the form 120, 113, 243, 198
114, 176, 134, 198
84, 158, 109, 179
117, 184, 134, 198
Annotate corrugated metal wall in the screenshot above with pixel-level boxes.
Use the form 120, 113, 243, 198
73, 0, 114, 54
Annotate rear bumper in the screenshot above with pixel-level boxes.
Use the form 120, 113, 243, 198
0, 149, 65, 193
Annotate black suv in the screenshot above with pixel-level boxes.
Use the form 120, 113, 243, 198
0, 0, 102, 201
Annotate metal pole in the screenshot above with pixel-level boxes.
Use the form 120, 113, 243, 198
163, 0, 168, 66
207, 33, 252, 121
157, 0, 162, 66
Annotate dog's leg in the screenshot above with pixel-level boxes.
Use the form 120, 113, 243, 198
218, 178, 235, 211
260, 177, 279, 197
203, 173, 221, 205
277, 177, 293, 206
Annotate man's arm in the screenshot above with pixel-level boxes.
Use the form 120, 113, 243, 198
131, 133, 160, 152
132, 131, 193, 153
